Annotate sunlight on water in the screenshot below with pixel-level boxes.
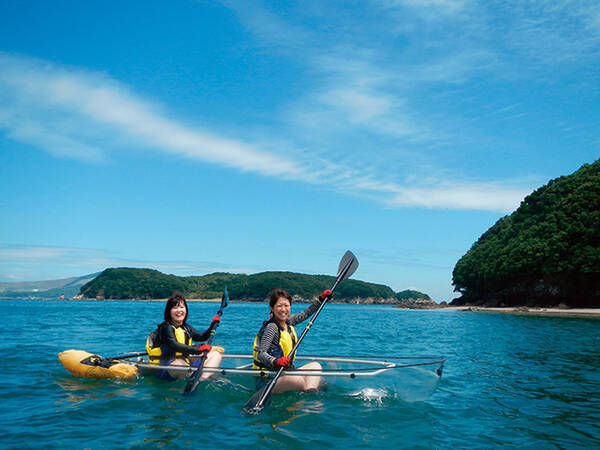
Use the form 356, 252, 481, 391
350, 388, 389, 405
1, 300, 599, 448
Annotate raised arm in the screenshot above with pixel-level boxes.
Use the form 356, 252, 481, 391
288, 297, 322, 326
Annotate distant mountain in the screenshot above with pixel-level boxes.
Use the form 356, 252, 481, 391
1, 267, 436, 305
0, 273, 100, 299
79, 267, 413, 303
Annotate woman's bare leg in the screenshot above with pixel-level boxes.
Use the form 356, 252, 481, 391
299, 362, 322, 391
199, 350, 222, 380
272, 374, 307, 394
298, 362, 322, 392
167, 351, 222, 381
168, 358, 189, 380
271, 362, 323, 393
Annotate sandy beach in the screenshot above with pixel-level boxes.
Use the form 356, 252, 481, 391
12, 297, 600, 317
443, 306, 600, 318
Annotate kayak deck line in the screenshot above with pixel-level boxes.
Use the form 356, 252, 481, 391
124, 354, 446, 378
59, 349, 445, 401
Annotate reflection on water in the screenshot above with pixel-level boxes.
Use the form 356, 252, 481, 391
2, 300, 600, 448
54, 377, 140, 406
270, 399, 326, 429
141, 392, 186, 448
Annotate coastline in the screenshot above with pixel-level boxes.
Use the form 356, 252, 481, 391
0, 297, 223, 302
442, 305, 600, 318
3, 297, 599, 318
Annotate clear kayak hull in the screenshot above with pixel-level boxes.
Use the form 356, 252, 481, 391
124, 353, 446, 402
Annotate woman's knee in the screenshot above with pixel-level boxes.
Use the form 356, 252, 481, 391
206, 351, 222, 365
168, 359, 189, 379
300, 362, 322, 371
274, 375, 305, 393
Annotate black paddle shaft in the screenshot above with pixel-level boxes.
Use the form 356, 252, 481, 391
243, 251, 358, 414
110, 351, 148, 361
184, 287, 229, 395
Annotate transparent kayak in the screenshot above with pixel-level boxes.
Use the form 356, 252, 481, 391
122, 353, 446, 402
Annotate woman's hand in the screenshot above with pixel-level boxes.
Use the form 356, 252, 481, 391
196, 344, 212, 353
319, 289, 332, 301
274, 356, 291, 367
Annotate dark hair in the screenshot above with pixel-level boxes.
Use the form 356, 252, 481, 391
269, 288, 292, 308
164, 291, 188, 323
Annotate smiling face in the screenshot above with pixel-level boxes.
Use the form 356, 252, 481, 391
170, 301, 187, 326
271, 297, 291, 325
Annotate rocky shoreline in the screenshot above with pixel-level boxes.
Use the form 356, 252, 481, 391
8, 296, 599, 317
441, 305, 600, 318
393, 298, 442, 309
391, 298, 600, 317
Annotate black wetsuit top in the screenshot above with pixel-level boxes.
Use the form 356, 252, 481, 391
156, 321, 214, 360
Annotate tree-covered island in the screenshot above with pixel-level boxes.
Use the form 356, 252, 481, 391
451, 159, 600, 308
78, 267, 432, 304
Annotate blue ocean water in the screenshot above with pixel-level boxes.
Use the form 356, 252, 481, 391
1, 299, 599, 448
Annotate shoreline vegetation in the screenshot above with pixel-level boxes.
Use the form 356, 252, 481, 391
451, 160, 600, 309
46, 267, 437, 306
3, 296, 598, 318
3, 162, 598, 313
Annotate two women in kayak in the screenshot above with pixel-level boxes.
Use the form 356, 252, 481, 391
148, 288, 330, 392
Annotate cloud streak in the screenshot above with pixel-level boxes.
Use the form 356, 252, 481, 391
0, 53, 309, 180
0, 52, 528, 212
0, 244, 259, 282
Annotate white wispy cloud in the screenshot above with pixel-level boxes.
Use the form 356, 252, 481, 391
0, 53, 309, 180
387, 184, 528, 212
219, 2, 533, 210
0, 245, 75, 261
504, 1, 600, 65
384, 0, 471, 20
0, 244, 259, 282
0, 245, 118, 268
346, 176, 528, 212
0, 52, 528, 212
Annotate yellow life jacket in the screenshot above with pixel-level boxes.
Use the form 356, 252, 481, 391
146, 322, 192, 364
252, 319, 297, 370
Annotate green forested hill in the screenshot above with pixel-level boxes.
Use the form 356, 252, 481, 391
452, 160, 600, 307
79, 267, 398, 302
396, 290, 431, 301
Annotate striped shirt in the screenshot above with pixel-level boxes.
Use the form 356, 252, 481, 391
255, 298, 322, 368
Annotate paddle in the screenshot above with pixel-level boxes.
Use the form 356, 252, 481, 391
183, 287, 229, 395
110, 351, 148, 361
242, 250, 359, 415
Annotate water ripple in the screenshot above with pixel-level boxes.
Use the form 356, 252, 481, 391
1, 300, 599, 448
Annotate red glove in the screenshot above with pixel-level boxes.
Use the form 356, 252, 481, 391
274, 356, 291, 367
319, 289, 332, 301
197, 344, 211, 353
211, 315, 220, 324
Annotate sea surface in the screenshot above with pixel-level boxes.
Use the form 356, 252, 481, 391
2, 299, 599, 449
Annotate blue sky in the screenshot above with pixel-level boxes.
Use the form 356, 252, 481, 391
1, 1, 598, 301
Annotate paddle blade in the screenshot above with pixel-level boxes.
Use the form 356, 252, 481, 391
242, 383, 271, 415
183, 369, 202, 395
337, 250, 358, 281
220, 287, 229, 312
